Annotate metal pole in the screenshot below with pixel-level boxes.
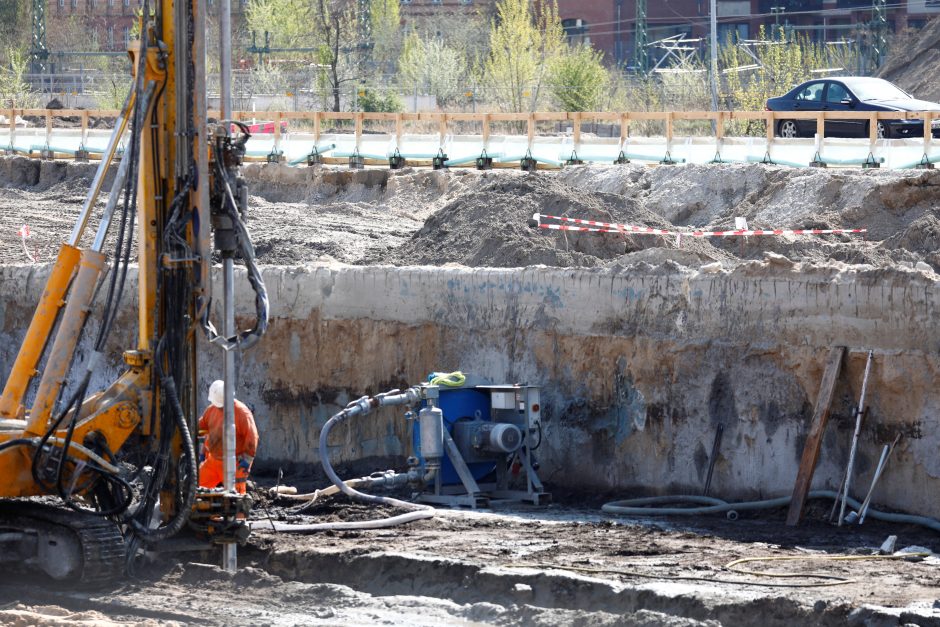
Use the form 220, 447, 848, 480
838, 350, 873, 526
219, 0, 237, 575
220, 0, 232, 120
222, 256, 237, 572
709, 0, 719, 113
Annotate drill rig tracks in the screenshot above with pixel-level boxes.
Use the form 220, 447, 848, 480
0, 500, 125, 586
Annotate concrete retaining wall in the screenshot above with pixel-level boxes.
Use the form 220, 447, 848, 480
1, 258, 938, 517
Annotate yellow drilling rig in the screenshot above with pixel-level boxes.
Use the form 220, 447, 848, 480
0, 0, 266, 583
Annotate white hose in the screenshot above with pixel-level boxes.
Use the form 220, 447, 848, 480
277, 478, 369, 502
250, 509, 434, 533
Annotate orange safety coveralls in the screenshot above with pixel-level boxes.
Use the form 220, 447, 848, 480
198, 399, 259, 494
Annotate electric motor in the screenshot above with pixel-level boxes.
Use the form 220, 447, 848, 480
481, 422, 522, 454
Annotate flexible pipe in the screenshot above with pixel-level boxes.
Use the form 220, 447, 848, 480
319, 405, 432, 514
602, 490, 940, 533
250, 510, 434, 533
280, 478, 369, 502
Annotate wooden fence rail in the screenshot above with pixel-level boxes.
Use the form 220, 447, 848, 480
4, 108, 937, 157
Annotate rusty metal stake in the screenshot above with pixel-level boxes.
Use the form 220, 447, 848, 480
703, 424, 724, 496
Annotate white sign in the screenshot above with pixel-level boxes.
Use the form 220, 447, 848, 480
717, 0, 751, 17
909, 0, 940, 13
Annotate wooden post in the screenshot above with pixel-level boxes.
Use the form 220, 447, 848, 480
572, 112, 582, 150
45, 111, 53, 147
313, 111, 321, 144
765, 110, 775, 145
665, 111, 674, 155
620, 113, 629, 147
924, 111, 933, 146
273, 111, 282, 154
395, 113, 403, 147
81, 110, 89, 147
869, 112, 878, 144
816, 112, 825, 140
482, 113, 491, 151
354, 112, 363, 151
527, 113, 535, 151
438, 113, 447, 148
715, 111, 725, 140
786, 346, 846, 526
7, 108, 14, 149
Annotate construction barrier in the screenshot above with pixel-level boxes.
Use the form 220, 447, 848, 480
2, 108, 939, 170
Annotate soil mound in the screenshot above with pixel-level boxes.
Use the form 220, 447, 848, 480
878, 17, 940, 102
372, 173, 728, 268
1, 157, 939, 271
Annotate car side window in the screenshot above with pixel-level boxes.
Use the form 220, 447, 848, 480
795, 83, 824, 102
826, 82, 849, 104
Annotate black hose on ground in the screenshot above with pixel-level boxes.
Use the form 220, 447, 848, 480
602, 491, 940, 533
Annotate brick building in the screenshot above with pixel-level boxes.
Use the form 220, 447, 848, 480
47, 0, 249, 54
398, 0, 496, 18
557, 0, 940, 66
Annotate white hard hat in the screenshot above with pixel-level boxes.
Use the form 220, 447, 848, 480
208, 380, 225, 408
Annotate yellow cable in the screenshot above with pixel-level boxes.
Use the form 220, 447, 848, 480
430, 371, 466, 387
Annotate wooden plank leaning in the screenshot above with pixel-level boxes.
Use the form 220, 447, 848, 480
785, 346, 846, 526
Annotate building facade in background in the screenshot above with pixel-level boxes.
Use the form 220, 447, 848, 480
398, 0, 496, 18
47, 0, 248, 54
557, 0, 940, 66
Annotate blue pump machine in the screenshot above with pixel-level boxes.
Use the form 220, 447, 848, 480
412, 373, 548, 507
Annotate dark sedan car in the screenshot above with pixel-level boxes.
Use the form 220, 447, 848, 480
766, 77, 940, 139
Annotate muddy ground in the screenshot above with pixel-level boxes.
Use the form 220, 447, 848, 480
1, 157, 940, 625
1, 482, 939, 626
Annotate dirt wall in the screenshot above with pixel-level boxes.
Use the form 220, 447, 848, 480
1, 258, 937, 516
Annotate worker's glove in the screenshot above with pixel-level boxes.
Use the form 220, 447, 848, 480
237, 454, 254, 472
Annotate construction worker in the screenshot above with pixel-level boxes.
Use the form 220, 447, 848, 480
198, 380, 259, 494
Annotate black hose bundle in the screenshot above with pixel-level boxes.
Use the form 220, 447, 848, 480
200, 126, 269, 352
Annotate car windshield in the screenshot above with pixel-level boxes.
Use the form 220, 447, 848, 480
847, 79, 910, 101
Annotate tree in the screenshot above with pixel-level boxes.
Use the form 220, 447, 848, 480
547, 44, 608, 111
398, 32, 467, 105
0, 5, 29, 67
0, 48, 36, 109
481, 0, 565, 112
246, 0, 315, 50
370, 0, 400, 63
719, 27, 851, 133
358, 88, 403, 112
313, 0, 360, 112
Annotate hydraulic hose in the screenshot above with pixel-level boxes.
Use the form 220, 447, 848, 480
291, 391, 437, 531
319, 402, 433, 514
128, 359, 199, 543
602, 490, 940, 533
251, 511, 431, 533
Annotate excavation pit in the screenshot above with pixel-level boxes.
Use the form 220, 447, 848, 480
0, 158, 938, 625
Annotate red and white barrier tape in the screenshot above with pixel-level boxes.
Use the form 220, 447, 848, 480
533, 213, 867, 238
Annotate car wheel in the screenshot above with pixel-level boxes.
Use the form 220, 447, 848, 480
778, 120, 799, 138
876, 121, 889, 139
